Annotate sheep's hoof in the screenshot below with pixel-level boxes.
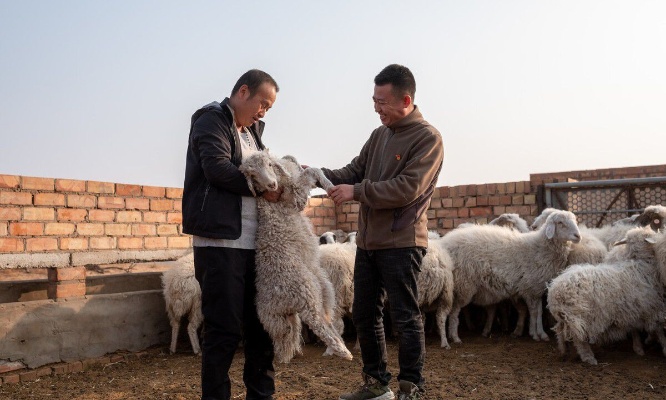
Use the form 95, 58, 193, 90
322, 347, 334, 357
582, 357, 598, 366
441, 343, 451, 350
452, 338, 462, 344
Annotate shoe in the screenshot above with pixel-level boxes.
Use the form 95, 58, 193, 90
338, 374, 395, 400
396, 380, 423, 400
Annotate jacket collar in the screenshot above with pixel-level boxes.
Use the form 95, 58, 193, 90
387, 105, 423, 132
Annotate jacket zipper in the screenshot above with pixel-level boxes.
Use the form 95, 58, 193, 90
364, 131, 394, 248
200, 184, 210, 211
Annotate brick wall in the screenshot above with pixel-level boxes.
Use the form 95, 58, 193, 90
0, 174, 190, 268
318, 164, 666, 236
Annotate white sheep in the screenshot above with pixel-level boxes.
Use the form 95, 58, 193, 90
318, 240, 357, 353
319, 229, 349, 245
419, 237, 455, 348
547, 226, 666, 365
442, 210, 581, 343
161, 252, 202, 355
532, 205, 666, 250
239, 150, 352, 363
488, 213, 530, 233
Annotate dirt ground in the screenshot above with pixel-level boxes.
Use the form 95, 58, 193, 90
3, 326, 666, 400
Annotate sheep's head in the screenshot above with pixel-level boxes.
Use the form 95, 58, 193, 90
541, 210, 581, 243
530, 208, 557, 231
490, 213, 530, 233
611, 226, 657, 262
634, 205, 666, 232
238, 151, 287, 196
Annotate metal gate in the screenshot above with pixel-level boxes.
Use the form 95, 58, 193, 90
540, 177, 666, 227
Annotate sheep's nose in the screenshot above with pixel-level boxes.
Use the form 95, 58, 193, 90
268, 182, 278, 191
572, 233, 581, 243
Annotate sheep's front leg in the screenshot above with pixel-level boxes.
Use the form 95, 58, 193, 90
448, 305, 463, 344
436, 304, 450, 349
481, 304, 497, 337
573, 338, 598, 365
535, 297, 549, 341
511, 300, 528, 337
302, 167, 334, 192
525, 297, 542, 341
632, 330, 645, 356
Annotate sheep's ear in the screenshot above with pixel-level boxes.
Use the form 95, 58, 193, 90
273, 161, 290, 179
545, 222, 555, 239
645, 237, 657, 244
613, 238, 627, 246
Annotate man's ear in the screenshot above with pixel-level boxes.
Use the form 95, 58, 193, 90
402, 95, 412, 108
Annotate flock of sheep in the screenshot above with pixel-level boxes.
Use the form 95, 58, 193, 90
160, 149, 666, 366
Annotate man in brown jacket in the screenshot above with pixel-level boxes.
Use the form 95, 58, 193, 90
324, 64, 444, 400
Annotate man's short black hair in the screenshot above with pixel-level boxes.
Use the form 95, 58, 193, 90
374, 64, 416, 100
231, 69, 279, 97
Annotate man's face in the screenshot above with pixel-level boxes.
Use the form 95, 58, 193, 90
373, 84, 408, 127
235, 82, 277, 127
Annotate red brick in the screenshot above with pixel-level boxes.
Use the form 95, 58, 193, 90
52, 364, 68, 375
172, 198, 181, 212
488, 197, 500, 206
168, 236, 191, 248
89, 209, 115, 222
477, 197, 489, 206
145, 236, 167, 249
132, 224, 156, 236
98, 196, 125, 209
9, 222, 43, 236
87, 181, 115, 194
150, 199, 173, 211
0, 238, 24, 252
437, 209, 458, 218
76, 223, 104, 236
60, 237, 88, 250
167, 212, 182, 224
55, 179, 86, 192
0, 223, 6, 236
116, 211, 141, 222
36, 366, 52, 377
44, 223, 75, 235
506, 182, 516, 194
126, 198, 150, 210
158, 224, 179, 236
440, 198, 453, 208
48, 266, 86, 282
438, 187, 450, 197
457, 208, 469, 218
105, 224, 131, 236
118, 237, 143, 249
57, 208, 88, 222
499, 195, 512, 205
0, 207, 21, 220
48, 280, 86, 299
470, 207, 493, 217
451, 198, 464, 208
524, 194, 536, 205
34, 193, 66, 206
22, 176, 54, 191
0, 175, 20, 189
493, 206, 506, 215
143, 185, 165, 197
116, 184, 141, 196
68, 361, 83, 373
26, 238, 58, 251
3, 374, 20, 384
19, 369, 38, 382
166, 187, 183, 199
90, 237, 115, 249
0, 191, 32, 205
511, 195, 524, 205
464, 198, 477, 207
23, 207, 55, 221
67, 194, 96, 208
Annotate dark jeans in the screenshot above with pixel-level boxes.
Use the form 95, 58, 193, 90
352, 247, 426, 387
194, 246, 275, 400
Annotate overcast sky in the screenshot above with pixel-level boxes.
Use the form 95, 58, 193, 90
1, 1, 664, 189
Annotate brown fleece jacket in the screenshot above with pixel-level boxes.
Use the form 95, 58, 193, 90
322, 106, 444, 250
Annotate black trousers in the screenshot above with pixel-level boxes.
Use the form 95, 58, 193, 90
194, 246, 275, 400
353, 247, 426, 387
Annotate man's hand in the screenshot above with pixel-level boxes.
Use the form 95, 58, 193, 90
262, 188, 283, 203
327, 184, 354, 206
